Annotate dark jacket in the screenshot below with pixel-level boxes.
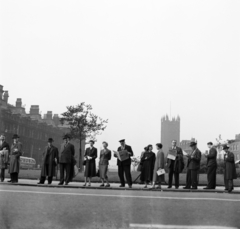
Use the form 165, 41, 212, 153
9, 142, 23, 173
115, 144, 133, 166
167, 146, 184, 173
40, 145, 59, 177
224, 151, 237, 180
99, 149, 111, 165
84, 147, 98, 160
0, 141, 10, 169
206, 147, 217, 167
187, 148, 201, 170
59, 142, 75, 164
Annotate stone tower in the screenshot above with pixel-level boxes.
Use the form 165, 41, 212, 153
161, 115, 180, 154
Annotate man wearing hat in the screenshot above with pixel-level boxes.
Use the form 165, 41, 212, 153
59, 134, 75, 185
203, 142, 217, 189
114, 139, 134, 188
9, 134, 23, 183
223, 145, 237, 193
38, 138, 59, 185
0, 134, 10, 182
183, 141, 201, 189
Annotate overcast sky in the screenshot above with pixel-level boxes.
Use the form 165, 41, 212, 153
1, 0, 240, 159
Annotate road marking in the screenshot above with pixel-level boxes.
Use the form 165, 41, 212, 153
129, 224, 238, 229
0, 189, 240, 202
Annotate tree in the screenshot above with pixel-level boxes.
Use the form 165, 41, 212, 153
131, 156, 140, 171
60, 103, 108, 170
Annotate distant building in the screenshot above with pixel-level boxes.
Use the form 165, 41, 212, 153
161, 115, 180, 154
179, 138, 197, 154
0, 84, 85, 167
228, 134, 240, 160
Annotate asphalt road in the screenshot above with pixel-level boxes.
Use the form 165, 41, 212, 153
0, 184, 240, 229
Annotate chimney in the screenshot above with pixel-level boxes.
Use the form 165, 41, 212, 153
0, 85, 3, 100
30, 105, 40, 115
3, 91, 9, 103
46, 111, 53, 120
16, 98, 22, 108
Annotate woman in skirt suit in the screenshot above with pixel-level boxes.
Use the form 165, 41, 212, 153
84, 140, 97, 186
152, 143, 165, 189
99, 142, 111, 187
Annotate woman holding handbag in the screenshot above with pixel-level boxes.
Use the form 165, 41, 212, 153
152, 143, 165, 189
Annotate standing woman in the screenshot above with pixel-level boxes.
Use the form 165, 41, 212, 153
99, 141, 111, 187
9, 134, 23, 183
152, 143, 165, 189
84, 140, 97, 186
140, 144, 156, 188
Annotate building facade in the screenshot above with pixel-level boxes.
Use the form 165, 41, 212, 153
161, 115, 180, 154
0, 84, 85, 167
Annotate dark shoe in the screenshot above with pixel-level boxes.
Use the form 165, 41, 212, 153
191, 187, 198, 190
128, 185, 132, 188
175, 187, 179, 189
224, 188, 228, 191
7, 180, 12, 183
65, 183, 68, 185
167, 186, 172, 189
203, 187, 211, 189
228, 189, 233, 193
105, 184, 110, 188
100, 184, 104, 187
88, 184, 91, 187
119, 185, 125, 187
37, 182, 43, 185
183, 186, 190, 189
58, 182, 63, 185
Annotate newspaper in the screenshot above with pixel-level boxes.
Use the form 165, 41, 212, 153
113, 150, 129, 162
235, 160, 240, 164
167, 149, 177, 160
182, 150, 189, 156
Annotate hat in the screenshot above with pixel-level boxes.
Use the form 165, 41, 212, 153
63, 134, 71, 140
12, 134, 20, 139
48, 138, 54, 142
222, 145, 229, 150
89, 140, 95, 144
207, 142, 213, 145
189, 141, 197, 147
119, 139, 125, 143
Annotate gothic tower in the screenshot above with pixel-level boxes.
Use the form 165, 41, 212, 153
161, 115, 180, 154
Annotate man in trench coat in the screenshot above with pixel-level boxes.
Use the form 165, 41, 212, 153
38, 138, 59, 185
0, 134, 10, 182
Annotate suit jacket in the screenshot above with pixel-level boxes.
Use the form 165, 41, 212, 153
206, 147, 217, 167
59, 142, 75, 164
0, 141, 10, 169
167, 147, 184, 173
99, 149, 111, 165
187, 148, 201, 170
115, 144, 133, 166
84, 147, 98, 161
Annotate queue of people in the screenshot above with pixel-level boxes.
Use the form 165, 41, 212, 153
0, 133, 238, 193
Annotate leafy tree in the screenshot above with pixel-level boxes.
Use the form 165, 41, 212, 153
60, 103, 108, 170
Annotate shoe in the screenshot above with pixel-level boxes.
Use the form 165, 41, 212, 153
7, 180, 12, 183
37, 182, 43, 185
100, 184, 104, 187
128, 185, 132, 188
191, 187, 198, 190
175, 187, 179, 189
88, 184, 91, 187
119, 185, 125, 187
58, 182, 63, 185
65, 183, 68, 185
183, 186, 190, 189
83, 184, 86, 187
228, 189, 233, 193
203, 187, 210, 189
167, 186, 172, 189
105, 184, 110, 188
143, 185, 147, 188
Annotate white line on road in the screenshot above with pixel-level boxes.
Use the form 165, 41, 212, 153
0, 189, 240, 202
129, 224, 238, 229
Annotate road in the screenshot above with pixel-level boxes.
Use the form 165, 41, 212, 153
0, 183, 240, 229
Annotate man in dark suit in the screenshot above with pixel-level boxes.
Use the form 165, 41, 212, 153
166, 140, 184, 189
183, 141, 201, 189
38, 138, 59, 185
0, 134, 10, 182
203, 142, 217, 189
59, 134, 75, 185
114, 139, 134, 188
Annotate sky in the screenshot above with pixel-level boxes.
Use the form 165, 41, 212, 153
0, 0, 240, 160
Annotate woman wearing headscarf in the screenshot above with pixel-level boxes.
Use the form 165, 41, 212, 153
99, 141, 111, 187
9, 134, 23, 183
83, 140, 97, 186
152, 143, 165, 189
140, 144, 156, 188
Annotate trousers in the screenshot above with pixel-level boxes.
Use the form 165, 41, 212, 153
118, 164, 132, 186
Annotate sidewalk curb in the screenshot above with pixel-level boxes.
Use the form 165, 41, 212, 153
1, 182, 239, 195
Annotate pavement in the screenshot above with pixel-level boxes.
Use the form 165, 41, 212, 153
1, 179, 240, 229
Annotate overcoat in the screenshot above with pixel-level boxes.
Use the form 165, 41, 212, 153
9, 142, 23, 173
187, 148, 202, 170
0, 141, 10, 169
40, 145, 59, 177
140, 151, 156, 182
167, 147, 184, 173
153, 150, 165, 182
84, 147, 97, 177
224, 151, 237, 180
59, 143, 75, 164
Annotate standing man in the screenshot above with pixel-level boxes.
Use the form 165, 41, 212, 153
223, 145, 237, 193
203, 142, 217, 189
38, 138, 59, 185
114, 139, 134, 188
0, 134, 10, 182
166, 140, 184, 189
183, 141, 201, 189
59, 134, 75, 185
